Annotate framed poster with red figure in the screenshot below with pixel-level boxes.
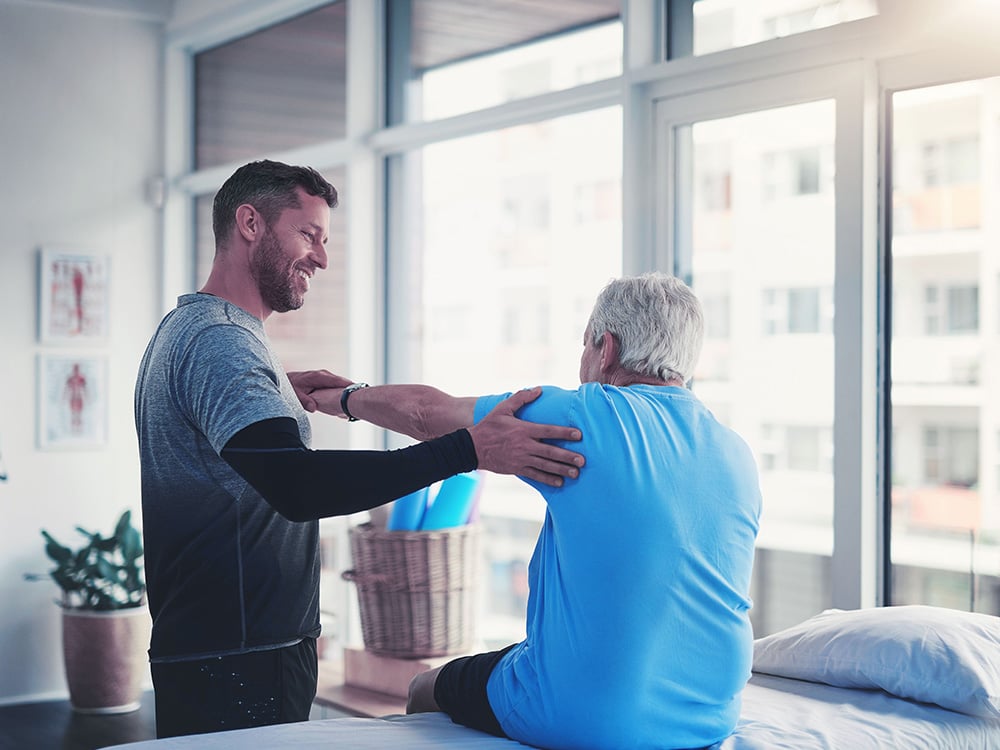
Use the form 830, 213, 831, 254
38, 248, 110, 344
37, 354, 108, 450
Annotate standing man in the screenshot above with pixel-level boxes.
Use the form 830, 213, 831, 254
134, 160, 584, 739
308, 273, 762, 750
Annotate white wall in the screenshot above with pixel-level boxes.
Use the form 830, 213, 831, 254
0, 1, 165, 703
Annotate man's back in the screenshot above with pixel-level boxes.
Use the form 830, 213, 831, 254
475, 383, 761, 750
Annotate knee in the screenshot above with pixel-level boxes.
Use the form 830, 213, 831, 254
406, 669, 438, 714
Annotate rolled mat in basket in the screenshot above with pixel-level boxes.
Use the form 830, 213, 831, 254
342, 522, 479, 658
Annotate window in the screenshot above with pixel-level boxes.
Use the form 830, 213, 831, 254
922, 426, 978, 487
762, 146, 828, 201
387, 0, 621, 125
696, 142, 732, 212
921, 137, 980, 188
574, 179, 621, 225
191, 3, 350, 368
702, 292, 731, 339
760, 424, 833, 473
892, 82, 984, 233
388, 106, 622, 646
889, 77, 1000, 614
763, 287, 831, 335
923, 284, 979, 334
166, 0, 1000, 666
193, 2, 347, 169
678, 99, 837, 634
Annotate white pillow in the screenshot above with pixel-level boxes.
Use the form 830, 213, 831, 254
752, 605, 1000, 719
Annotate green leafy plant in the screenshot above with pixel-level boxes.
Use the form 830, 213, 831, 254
25, 510, 145, 611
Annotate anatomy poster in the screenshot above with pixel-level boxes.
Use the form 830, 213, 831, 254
38, 249, 110, 343
37, 354, 108, 450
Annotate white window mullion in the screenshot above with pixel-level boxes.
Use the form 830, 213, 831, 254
831, 60, 881, 610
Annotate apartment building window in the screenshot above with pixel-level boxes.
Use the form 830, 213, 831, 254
502, 293, 551, 347
500, 175, 551, 235
763, 287, 831, 334
921, 136, 980, 187
923, 426, 979, 487
696, 143, 732, 211
574, 179, 621, 225
892, 83, 984, 234
924, 284, 979, 334
702, 293, 731, 339
761, 424, 833, 473
762, 146, 827, 201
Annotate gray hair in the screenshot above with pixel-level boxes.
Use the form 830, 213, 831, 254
587, 273, 704, 384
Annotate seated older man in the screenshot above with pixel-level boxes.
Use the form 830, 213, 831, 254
310, 273, 762, 750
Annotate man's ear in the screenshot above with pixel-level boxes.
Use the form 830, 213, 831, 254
599, 330, 619, 371
234, 204, 260, 242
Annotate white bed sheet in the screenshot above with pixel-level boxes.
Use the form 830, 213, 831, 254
718, 674, 1000, 749
105, 673, 1000, 750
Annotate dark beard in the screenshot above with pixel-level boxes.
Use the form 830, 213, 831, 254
251, 227, 303, 313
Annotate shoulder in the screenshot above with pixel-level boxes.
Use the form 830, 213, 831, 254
165, 297, 265, 357
473, 385, 584, 425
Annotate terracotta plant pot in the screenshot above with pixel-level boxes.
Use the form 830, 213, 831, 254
62, 606, 151, 714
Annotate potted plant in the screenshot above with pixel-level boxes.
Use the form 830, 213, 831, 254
25, 509, 151, 713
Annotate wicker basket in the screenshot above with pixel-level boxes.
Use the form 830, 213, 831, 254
342, 522, 479, 658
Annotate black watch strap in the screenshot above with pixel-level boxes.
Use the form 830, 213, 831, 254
340, 382, 369, 422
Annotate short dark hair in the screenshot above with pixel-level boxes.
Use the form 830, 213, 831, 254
212, 159, 338, 249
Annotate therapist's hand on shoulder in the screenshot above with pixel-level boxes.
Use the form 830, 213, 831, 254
469, 387, 584, 487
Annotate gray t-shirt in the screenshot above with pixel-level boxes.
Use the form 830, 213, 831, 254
134, 293, 319, 662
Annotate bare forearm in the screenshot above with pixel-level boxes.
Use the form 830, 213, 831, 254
315, 384, 476, 441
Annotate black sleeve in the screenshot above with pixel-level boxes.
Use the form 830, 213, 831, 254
220, 417, 478, 522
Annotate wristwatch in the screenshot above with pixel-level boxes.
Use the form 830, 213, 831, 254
340, 382, 369, 422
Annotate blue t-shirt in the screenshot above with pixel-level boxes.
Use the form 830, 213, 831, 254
134, 293, 319, 661
475, 384, 761, 750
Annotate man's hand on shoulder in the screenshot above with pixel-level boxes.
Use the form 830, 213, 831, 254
468, 387, 584, 487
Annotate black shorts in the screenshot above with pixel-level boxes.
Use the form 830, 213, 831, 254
433, 644, 516, 738
150, 638, 317, 739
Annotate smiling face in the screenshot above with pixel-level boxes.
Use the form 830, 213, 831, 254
250, 189, 330, 314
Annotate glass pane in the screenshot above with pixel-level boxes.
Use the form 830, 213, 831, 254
693, 0, 877, 57
680, 100, 836, 635
389, 0, 621, 124
193, 165, 349, 374
889, 78, 1000, 615
391, 107, 623, 645
194, 2, 347, 168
